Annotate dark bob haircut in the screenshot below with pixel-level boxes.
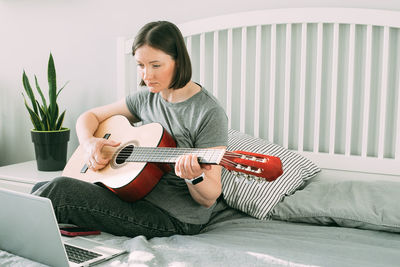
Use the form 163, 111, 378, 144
132, 21, 192, 89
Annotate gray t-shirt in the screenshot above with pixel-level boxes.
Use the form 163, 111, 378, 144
125, 86, 228, 224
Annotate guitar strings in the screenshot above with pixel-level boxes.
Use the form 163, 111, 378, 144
100, 149, 244, 159
94, 147, 265, 178
98, 150, 240, 171
97, 148, 246, 166
99, 147, 243, 156
100, 152, 239, 169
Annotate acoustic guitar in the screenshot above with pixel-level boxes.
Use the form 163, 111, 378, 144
62, 115, 283, 202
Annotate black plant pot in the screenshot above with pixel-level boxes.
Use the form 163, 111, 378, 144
31, 128, 70, 171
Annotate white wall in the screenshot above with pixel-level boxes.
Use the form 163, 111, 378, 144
1, 0, 400, 166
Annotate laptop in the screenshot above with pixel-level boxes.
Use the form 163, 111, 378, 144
0, 187, 126, 267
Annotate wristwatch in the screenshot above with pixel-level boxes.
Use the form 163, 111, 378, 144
185, 173, 205, 185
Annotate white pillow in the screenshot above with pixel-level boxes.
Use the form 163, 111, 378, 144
221, 129, 320, 220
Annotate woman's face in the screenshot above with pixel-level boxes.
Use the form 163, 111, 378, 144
135, 45, 176, 93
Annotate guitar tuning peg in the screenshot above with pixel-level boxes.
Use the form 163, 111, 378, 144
235, 175, 244, 183
244, 178, 253, 185
242, 174, 250, 179
232, 171, 243, 182
234, 173, 252, 183
255, 176, 263, 184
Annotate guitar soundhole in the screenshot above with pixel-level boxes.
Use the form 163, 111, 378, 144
115, 145, 134, 165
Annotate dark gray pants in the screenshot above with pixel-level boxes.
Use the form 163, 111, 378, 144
33, 177, 203, 238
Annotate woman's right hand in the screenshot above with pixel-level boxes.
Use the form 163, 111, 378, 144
75, 98, 137, 171
83, 137, 121, 171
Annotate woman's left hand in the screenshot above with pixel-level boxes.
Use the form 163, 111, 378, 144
174, 149, 224, 207
175, 154, 211, 179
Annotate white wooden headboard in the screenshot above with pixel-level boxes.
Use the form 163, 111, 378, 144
117, 8, 400, 176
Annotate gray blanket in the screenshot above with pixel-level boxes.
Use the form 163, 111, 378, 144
1, 208, 399, 267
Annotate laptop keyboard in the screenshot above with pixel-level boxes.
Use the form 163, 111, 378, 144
65, 244, 102, 264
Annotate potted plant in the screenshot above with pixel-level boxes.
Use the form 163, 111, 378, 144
22, 53, 70, 171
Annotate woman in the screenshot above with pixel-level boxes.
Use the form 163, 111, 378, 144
35, 21, 228, 238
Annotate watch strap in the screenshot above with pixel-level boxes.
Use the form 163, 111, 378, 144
185, 173, 205, 185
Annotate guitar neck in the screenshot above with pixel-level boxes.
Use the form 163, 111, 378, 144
126, 147, 225, 165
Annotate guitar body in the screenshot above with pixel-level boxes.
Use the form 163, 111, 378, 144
62, 115, 176, 202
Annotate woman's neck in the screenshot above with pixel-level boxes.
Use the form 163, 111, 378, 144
160, 81, 201, 103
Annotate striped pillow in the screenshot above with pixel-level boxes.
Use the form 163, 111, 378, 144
221, 129, 320, 220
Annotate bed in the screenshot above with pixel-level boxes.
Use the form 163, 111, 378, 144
2, 7, 400, 266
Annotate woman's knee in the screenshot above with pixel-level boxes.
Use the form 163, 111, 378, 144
52, 176, 76, 185
31, 181, 50, 193
37, 176, 81, 197
31, 176, 74, 195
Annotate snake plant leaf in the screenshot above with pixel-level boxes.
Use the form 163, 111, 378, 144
34, 75, 48, 114
57, 81, 69, 98
23, 95, 43, 130
36, 100, 45, 121
37, 101, 50, 131
56, 110, 66, 130
48, 53, 57, 123
22, 70, 38, 115
54, 103, 60, 129
49, 102, 59, 130
47, 105, 54, 130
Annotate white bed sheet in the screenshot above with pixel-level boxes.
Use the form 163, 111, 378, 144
1, 215, 400, 267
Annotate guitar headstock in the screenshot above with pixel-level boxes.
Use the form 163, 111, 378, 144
221, 150, 283, 182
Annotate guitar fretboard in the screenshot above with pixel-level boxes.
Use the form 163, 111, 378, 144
126, 147, 225, 164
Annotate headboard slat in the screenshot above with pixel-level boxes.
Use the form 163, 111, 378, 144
283, 24, 292, 149
254, 25, 262, 138
397, 77, 400, 160
226, 29, 233, 129
329, 23, 340, 155
345, 24, 356, 157
240, 27, 247, 133
268, 24, 277, 142
199, 33, 206, 86
378, 26, 390, 159
186, 36, 192, 60
212, 31, 219, 98
361, 25, 373, 158
298, 23, 307, 152
313, 23, 324, 153
396, 37, 400, 161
